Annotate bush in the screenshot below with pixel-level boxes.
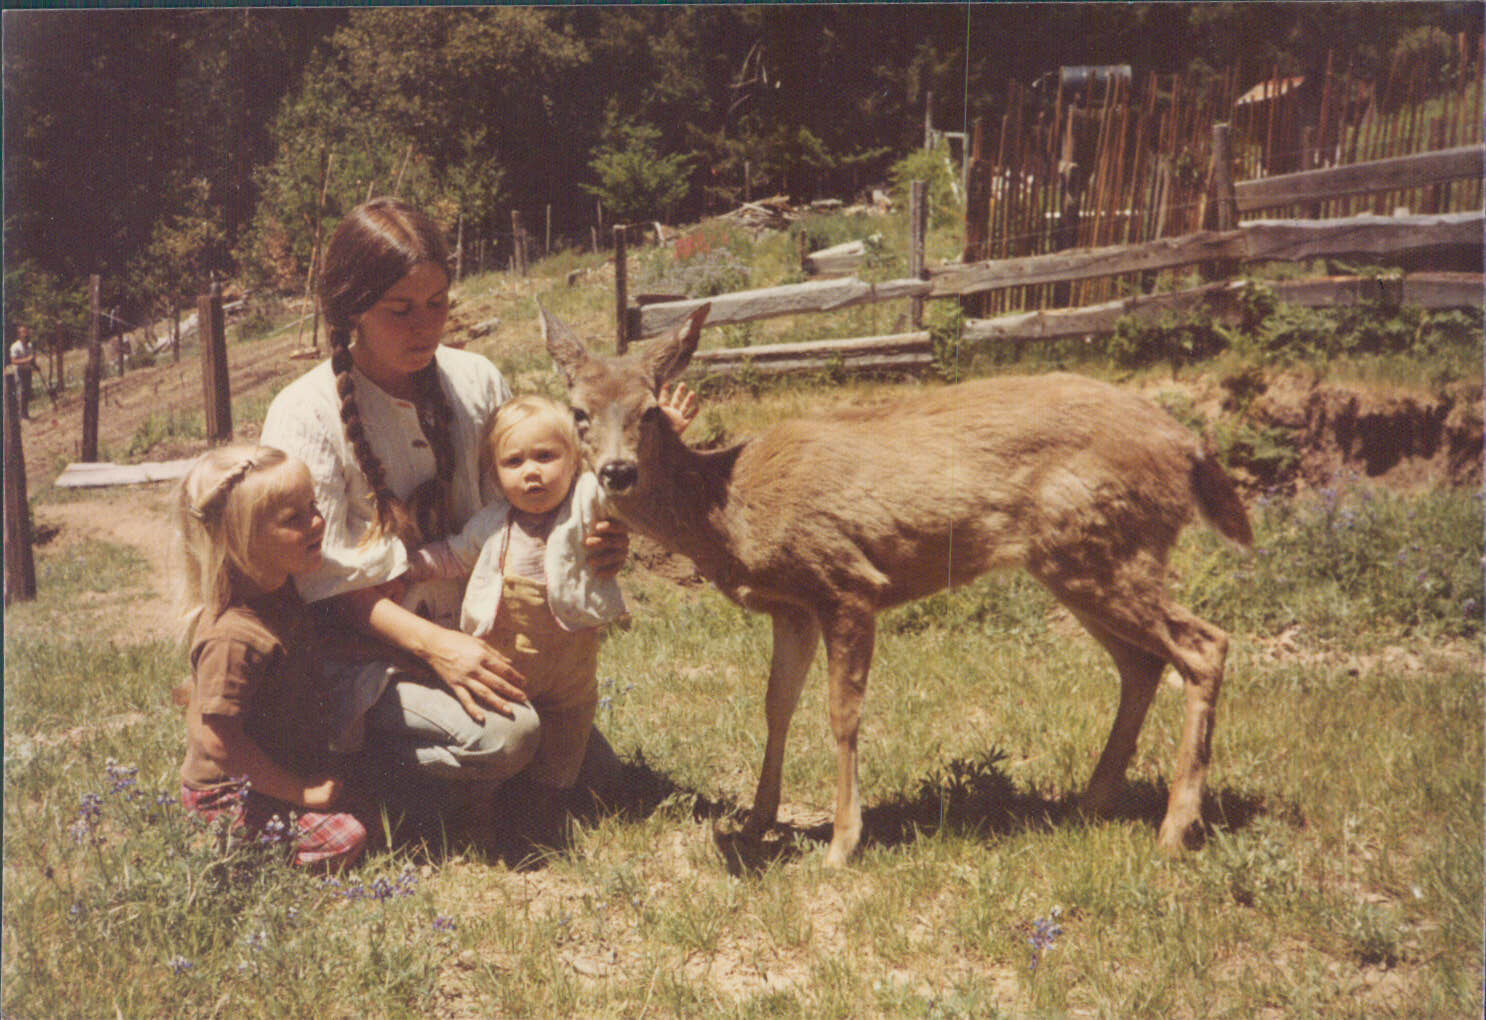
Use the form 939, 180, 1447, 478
888, 143, 962, 228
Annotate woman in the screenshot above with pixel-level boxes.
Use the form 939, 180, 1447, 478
261, 197, 662, 832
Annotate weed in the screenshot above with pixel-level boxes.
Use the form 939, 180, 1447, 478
126, 408, 204, 458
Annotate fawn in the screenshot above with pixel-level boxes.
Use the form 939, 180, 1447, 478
543, 303, 1252, 867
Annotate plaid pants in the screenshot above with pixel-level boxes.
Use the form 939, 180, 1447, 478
180, 782, 367, 870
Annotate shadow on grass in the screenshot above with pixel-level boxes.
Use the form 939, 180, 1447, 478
359, 745, 1299, 875
713, 750, 1301, 874
848, 750, 1299, 856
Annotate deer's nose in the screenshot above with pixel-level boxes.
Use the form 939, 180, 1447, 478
599, 461, 639, 493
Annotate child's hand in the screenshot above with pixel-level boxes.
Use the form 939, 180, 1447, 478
659, 382, 700, 435
301, 775, 344, 810
407, 540, 464, 582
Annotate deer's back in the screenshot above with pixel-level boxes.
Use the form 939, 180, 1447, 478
722, 373, 1203, 608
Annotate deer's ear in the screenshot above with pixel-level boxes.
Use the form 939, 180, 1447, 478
644, 303, 709, 389
540, 303, 589, 385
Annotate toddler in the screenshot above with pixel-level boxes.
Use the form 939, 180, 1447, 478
410, 389, 695, 836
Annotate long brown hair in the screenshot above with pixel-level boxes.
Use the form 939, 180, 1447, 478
319, 197, 457, 546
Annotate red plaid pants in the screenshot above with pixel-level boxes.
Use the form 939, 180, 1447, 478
180, 783, 367, 870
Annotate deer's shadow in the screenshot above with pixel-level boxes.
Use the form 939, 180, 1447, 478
708, 749, 1294, 876
372, 747, 1292, 874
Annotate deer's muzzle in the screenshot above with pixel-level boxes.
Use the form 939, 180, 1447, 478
598, 460, 639, 494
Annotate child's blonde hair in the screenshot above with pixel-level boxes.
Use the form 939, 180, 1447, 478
483, 395, 581, 479
173, 444, 297, 646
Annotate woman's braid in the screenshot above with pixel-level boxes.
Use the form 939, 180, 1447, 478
330, 324, 415, 544
406, 361, 457, 543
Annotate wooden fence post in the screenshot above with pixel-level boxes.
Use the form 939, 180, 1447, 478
4, 372, 37, 604
199, 282, 232, 441
81, 275, 102, 462
511, 210, 528, 277
456, 213, 466, 282
910, 180, 928, 327
113, 310, 125, 377
1202, 122, 1240, 281
614, 225, 629, 354
962, 117, 991, 318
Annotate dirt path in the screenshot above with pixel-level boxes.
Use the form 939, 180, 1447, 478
32, 484, 179, 641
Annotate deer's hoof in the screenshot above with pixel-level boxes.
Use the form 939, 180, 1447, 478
823, 840, 854, 869
1156, 816, 1204, 854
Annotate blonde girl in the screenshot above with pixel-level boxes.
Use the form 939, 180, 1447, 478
175, 444, 367, 870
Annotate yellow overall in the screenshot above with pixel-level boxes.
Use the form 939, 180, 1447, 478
483, 573, 600, 789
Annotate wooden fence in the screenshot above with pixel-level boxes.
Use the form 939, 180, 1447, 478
620, 143, 1482, 377
960, 42, 1483, 313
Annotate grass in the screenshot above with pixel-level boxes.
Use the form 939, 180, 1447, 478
4, 468, 1480, 1017
4, 209, 1482, 1017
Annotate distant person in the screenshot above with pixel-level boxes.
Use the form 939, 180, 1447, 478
8, 325, 36, 419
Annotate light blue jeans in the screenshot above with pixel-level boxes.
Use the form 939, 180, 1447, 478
330, 661, 541, 784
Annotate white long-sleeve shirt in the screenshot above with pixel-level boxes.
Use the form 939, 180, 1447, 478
260, 346, 512, 626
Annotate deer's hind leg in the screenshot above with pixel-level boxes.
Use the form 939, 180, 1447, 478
1034, 555, 1230, 853
1068, 613, 1166, 818
743, 608, 820, 841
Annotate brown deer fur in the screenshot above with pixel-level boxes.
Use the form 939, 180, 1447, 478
543, 303, 1252, 867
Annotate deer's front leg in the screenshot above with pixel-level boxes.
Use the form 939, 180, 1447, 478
821, 601, 876, 868
743, 609, 820, 840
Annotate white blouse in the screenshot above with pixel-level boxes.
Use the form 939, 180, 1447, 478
260, 346, 512, 626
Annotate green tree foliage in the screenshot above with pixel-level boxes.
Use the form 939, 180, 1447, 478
4, 3, 1479, 329
3, 9, 340, 326
583, 117, 692, 225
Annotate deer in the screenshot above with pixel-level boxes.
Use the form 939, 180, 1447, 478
541, 302, 1253, 868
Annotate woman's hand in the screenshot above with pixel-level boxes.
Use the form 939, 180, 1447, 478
659, 382, 700, 435
422, 626, 530, 723
585, 517, 630, 577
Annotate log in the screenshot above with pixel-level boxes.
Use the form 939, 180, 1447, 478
929, 230, 1243, 296
961, 281, 1243, 343
632, 277, 931, 339
932, 211, 1482, 298
960, 272, 1483, 344
1267, 272, 1483, 310
690, 351, 934, 378
690, 331, 931, 365
1236, 145, 1484, 212
1241, 210, 1482, 261
803, 238, 871, 276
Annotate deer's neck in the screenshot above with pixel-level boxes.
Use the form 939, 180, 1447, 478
610, 428, 748, 585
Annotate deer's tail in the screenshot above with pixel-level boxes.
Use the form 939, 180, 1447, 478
1191, 452, 1253, 547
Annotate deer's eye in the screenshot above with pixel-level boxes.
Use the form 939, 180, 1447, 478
571, 408, 590, 430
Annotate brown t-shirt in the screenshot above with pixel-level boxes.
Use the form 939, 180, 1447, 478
180, 584, 330, 791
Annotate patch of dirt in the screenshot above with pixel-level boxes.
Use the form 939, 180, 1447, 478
1220, 370, 1482, 493
30, 485, 179, 641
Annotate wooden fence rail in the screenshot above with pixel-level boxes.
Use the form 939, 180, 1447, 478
1235, 144, 1484, 212
686, 271, 1481, 374
634, 208, 1482, 340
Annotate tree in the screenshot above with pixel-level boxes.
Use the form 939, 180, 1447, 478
583, 116, 692, 224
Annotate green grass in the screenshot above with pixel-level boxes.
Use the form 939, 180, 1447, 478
5, 475, 1480, 1017
4, 212, 1482, 1017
